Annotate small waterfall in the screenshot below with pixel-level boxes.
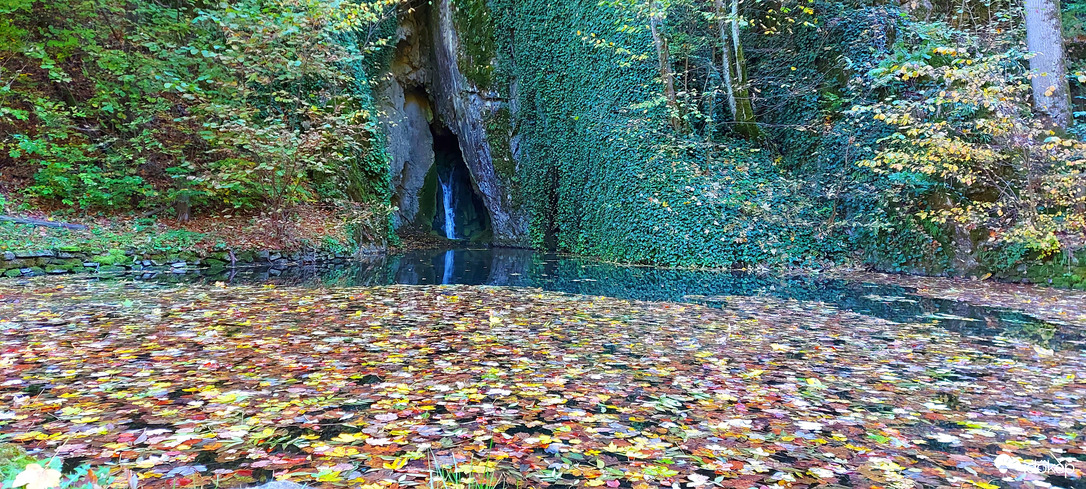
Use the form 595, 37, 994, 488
439, 169, 456, 240
441, 249, 454, 284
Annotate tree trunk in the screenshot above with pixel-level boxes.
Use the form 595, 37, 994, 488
1024, 0, 1072, 128
713, 0, 738, 118
0, 216, 87, 230
714, 0, 760, 138
729, 0, 759, 138
175, 193, 191, 222
647, 3, 682, 130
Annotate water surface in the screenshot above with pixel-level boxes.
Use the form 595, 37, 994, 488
136, 247, 1082, 351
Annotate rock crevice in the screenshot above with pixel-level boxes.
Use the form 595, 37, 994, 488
376, 1, 526, 245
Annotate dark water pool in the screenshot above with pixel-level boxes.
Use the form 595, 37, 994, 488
121, 247, 1082, 351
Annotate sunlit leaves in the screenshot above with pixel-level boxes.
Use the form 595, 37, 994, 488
852, 27, 1086, 257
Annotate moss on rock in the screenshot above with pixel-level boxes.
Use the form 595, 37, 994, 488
451, 0, 498, 90
93, 249, 130, 266
485, 107, 516, 182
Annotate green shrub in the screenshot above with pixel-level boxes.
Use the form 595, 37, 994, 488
1, 0, 396, 221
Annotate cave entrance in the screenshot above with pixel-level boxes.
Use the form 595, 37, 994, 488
430, 125, 490, 241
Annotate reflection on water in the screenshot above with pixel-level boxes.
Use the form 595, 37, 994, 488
143, 247, 1080, 350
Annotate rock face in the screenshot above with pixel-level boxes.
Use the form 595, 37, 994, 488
378, 11, 435, 230
374, 1, 527, 245
385, 88, 435, 228
428, 0, 526, 246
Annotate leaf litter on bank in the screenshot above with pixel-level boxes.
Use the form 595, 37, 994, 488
0, 277, 1083, 488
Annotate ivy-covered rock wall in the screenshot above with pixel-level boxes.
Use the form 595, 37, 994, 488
475, 0, 839, 267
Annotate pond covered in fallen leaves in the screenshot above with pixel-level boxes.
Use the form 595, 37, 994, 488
155, 248, 1083, 351
0, 249, 1084, 489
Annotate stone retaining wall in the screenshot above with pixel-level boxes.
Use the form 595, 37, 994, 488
1, 248, 360, 278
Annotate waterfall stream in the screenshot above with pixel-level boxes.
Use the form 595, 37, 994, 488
439, 169, 456, 240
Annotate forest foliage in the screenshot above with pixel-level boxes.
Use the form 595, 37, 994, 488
1, 0, 1085, 278
0, 0, 397, 233
490, 0, 1086, 276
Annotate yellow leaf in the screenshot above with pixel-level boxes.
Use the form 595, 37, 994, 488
13, 432, 46, 441
334, 433, 361, 443
383, 457, 408, 470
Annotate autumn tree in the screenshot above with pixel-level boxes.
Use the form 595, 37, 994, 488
1024, 0, 1073, 128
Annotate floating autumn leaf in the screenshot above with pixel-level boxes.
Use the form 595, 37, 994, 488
808, 467, 835, 479
12, 464, 62, 489
795, 421, 823, 432
687, 473, 711, 486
